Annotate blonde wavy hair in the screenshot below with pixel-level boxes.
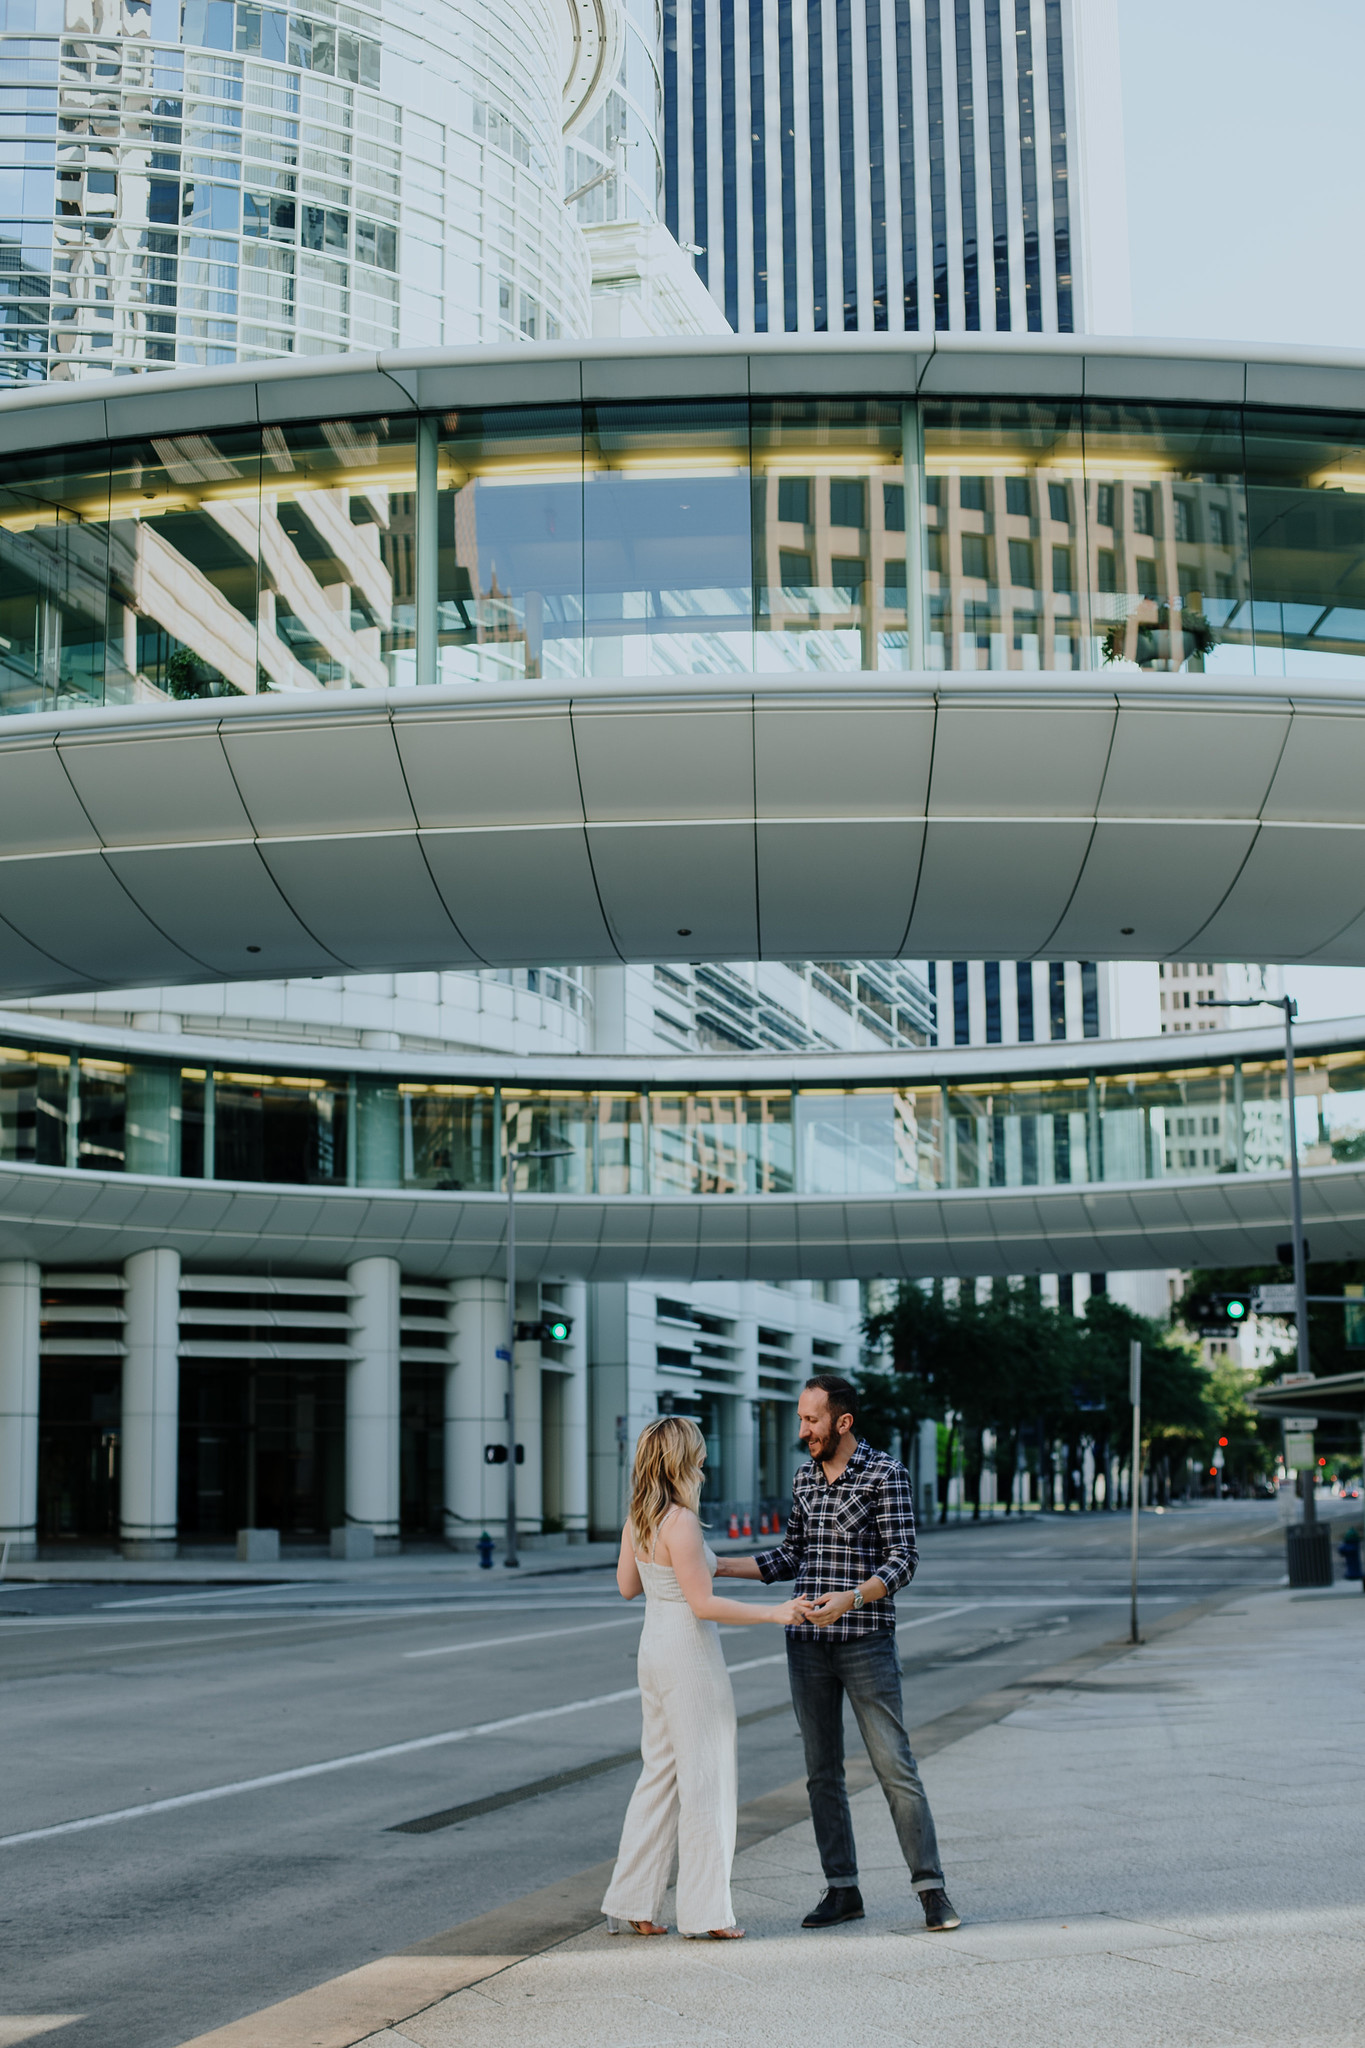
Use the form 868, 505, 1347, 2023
629, 1416, 706, 1556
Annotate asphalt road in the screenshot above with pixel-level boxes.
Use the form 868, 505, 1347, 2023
2, 1501, 1289, 2048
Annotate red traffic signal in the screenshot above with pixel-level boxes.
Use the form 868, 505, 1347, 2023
1218, 1437, 1229, 1447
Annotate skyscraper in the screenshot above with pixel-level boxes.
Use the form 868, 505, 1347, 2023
664, 0, 1129, 335
0, 0, 616, 382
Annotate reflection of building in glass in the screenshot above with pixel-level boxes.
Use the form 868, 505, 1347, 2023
0, 0, 616, 383
664, 0, 1130, 336
16, 370, 1365, 711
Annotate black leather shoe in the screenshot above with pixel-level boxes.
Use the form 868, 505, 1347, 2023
801, 1885, 865, 1929
920, 1887, 961, 1931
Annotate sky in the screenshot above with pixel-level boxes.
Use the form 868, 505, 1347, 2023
1119, 0, 1365, 349
1118, 0, 1365, 1022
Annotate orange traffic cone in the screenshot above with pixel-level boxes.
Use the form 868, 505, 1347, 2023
741, 1510, 752, 1537
759, 1511, 770, 1535
728, 1511, 740, 1538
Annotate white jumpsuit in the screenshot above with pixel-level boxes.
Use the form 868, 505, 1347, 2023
601, 1540, 739, 1935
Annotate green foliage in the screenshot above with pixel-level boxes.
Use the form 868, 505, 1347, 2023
861, 1281, 1211, 1510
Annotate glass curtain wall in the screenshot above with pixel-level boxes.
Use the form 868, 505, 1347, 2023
13, 394, 1365, 707
7, 1036, 1365, 1194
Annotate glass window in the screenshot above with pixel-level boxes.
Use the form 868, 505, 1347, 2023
1086, 405, 1250, 677
1243, 408, 1365, 679
502, 1090, 594, 1193
650, 1090, 792, 1194
1300, 1050, 1365, 1165
0, 1043, 70, 1164
261, 412, 415, 688
795, 1088, 935, 1193
922, 399, 1082, 671
753, 397, 908, 673
594, 1091, 645, 1194
436, 405, 583, 685
829, 477, 866, 527
944, 1078, 1091, 1187
776, 475, 809, 523
104, 428, 260, 702
354, 1081, 495, 1189
585, 400, 751, 675
1099, 1065, 1237, 1180
213, 1070, 347, 1183
0, 441, 112, 714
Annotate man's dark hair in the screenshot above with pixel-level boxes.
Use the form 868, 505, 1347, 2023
804, 1373, 858, 1428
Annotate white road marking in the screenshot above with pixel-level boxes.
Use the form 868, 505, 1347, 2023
102, 1585, 328, 1608
0, 1684, 647, 1848
404, 1617, 642, 1659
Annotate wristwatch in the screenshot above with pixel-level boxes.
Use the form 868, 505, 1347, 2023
852, 1588, 865, 1612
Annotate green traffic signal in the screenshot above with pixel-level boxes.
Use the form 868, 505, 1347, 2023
1225, 1298, 1248, 1321
545, 1317, 570, 1343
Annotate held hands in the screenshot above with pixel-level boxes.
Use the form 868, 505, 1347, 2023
769, 1597, 817, 1625
801, 1588, 860, 1627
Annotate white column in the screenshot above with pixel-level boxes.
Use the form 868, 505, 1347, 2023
587, 1281, 630, 1541
444, 1277, 507, 1551
346, 1257, 401, 1550
557, 1281, 589, 1543
512, 1291, 543, 1542
120, 1247, 181, 1559
0, 1261, 40, 1559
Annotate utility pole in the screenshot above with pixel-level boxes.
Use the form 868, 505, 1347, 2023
1197, 994, 1314, 1526
501, 1141, 573, 1568
1129, 1338, 1142, 1645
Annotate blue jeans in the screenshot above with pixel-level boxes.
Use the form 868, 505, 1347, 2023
787, 1632, 944, 1893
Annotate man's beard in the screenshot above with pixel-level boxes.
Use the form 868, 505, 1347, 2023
806, 1432, 832, 1461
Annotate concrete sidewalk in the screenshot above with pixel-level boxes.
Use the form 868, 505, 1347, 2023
347, 1584, 1364, 2048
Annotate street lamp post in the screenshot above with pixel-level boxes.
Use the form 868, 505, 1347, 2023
501, 1141, 573, 1568
1197, 994, 1315, 1528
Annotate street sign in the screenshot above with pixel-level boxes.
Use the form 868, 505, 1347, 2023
1284, 1430, 1315, 1465
1252, 1284, 1298, 1314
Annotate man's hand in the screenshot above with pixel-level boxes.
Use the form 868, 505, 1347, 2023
803, 1588, 859, 1627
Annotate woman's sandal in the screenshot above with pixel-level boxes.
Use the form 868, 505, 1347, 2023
605, 1916, 668, 1936
681, 1926, 746, 1940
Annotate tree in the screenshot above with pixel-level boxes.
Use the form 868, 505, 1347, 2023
864, 1281, 1208, 1514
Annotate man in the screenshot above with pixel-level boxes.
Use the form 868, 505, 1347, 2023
716, 1373, 959, 1932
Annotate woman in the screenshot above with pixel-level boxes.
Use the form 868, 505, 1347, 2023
602, 1416, 806, 1940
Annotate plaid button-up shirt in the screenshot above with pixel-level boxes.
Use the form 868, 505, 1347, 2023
753, 1438, 919, 1641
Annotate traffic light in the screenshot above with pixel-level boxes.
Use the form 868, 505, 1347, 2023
514, 1317, 574, 1345
1224, 1297, 1248, 1322
1218, 1436, 1229, 1448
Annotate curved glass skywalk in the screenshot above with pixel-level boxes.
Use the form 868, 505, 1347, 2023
6, 1019, 1363, 1199
10, 338, 1365, 715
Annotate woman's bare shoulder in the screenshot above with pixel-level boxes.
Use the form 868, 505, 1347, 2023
652, 1503, 702, 1561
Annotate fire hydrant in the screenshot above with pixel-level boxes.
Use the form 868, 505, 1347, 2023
477, 1530, 495, 1570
